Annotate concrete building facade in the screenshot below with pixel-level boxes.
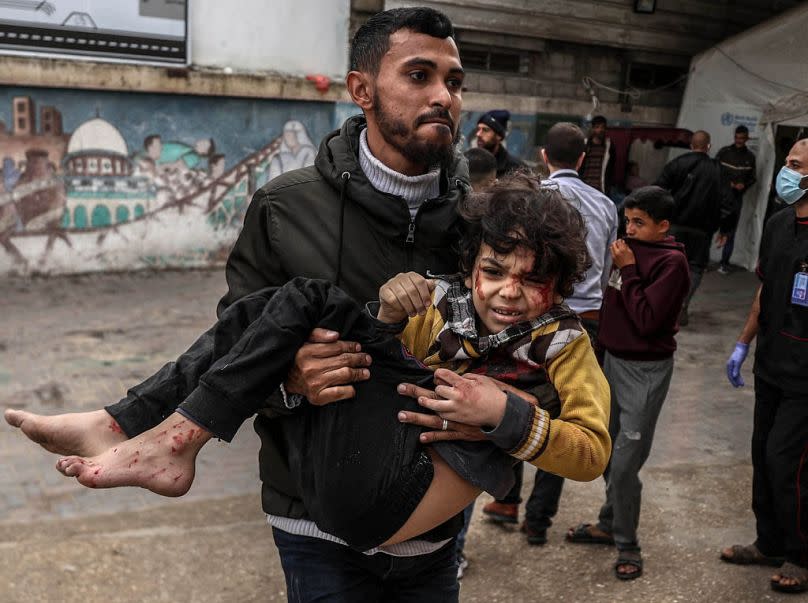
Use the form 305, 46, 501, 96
0, 0, 798, 276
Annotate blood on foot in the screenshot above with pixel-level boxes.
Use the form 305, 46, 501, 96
108, 421, 124, 434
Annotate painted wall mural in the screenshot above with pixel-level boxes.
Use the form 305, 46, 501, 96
0, 88, 336, 276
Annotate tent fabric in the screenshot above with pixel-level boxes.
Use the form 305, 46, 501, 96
760, 91, 808, 125
675, 3, 808, 270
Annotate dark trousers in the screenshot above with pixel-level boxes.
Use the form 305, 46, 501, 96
752, 376, 808, 567
669, 224, 710, 309
720, 230, 736, 267
720, 190, 744, 268
273, 528, 459, 603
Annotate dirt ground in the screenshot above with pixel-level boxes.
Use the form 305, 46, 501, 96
0, 267, 791, 602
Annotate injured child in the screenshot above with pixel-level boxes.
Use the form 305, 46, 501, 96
9, 174, 611, 552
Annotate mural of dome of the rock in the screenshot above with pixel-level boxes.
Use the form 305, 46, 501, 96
0, 91, 325, 274
62, 116, 153, 229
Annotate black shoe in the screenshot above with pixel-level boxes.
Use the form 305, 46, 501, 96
520, 522, 547, 545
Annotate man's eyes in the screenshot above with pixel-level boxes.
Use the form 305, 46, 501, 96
407, 72, 463, 89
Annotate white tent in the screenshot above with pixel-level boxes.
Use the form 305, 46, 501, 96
675, 3, 808, 270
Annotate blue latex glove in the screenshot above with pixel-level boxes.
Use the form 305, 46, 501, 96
726, 342, 749, 387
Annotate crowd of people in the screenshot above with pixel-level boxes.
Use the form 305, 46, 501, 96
4, 5, 808, 601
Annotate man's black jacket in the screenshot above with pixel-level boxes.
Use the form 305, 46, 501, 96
656, 150, 734, 234
109, 115, 470, 540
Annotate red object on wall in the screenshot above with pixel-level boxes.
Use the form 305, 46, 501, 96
306, 74, 332, 93
608, 127, 692, 188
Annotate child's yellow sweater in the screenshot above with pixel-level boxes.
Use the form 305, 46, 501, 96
397, 277, 611, 482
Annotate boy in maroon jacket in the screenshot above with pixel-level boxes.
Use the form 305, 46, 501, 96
566, 185, 690, 580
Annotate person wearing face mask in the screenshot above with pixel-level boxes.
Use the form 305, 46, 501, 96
721, 138, 808, 594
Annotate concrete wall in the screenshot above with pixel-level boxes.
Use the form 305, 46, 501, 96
191, 0, 351, 77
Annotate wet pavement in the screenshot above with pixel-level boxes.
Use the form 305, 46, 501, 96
0, 266, 791, 602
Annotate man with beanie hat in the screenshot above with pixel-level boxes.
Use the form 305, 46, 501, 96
476, 109, 525, 177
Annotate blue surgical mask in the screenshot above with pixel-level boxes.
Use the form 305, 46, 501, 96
776, 166, 808, 205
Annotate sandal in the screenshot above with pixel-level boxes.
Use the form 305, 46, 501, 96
614, 549, 643, 581
771, 562, 808, 594
566, 523, 615, 545
720, 543, 784, 567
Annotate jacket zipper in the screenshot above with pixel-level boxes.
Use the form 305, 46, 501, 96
405, 217, 416, 270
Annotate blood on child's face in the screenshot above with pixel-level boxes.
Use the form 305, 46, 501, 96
464, 243, 555, 336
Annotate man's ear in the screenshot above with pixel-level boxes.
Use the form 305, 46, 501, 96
575, 152, 586, 171
346, 71, 373, 111
658, 219, 671, 235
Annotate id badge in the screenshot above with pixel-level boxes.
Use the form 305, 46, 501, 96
791, 272, 808, 306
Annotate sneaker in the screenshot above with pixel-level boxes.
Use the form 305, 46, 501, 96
717, 265, 730, 275
520, 522, 547, 546
457, 552, 469, 580
482, 501, 519, 524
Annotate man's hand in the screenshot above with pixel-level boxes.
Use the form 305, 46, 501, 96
715, 233, 728, 248
396, 382, 487, 444
284, 328, 371, 405
726, 341, 749, 387
378, 272, 436, 323
610, 239, 636, 268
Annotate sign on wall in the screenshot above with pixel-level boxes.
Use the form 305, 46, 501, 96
0, 0, 188, 64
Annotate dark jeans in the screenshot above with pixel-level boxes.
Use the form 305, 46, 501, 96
524, 471, 565, 532
455, 502, 475, 555
669, 224, 711, 309
720, 229, 735, 267
720, 189, 744, 267
274, 528, 459, 603
751, 376, 808, 566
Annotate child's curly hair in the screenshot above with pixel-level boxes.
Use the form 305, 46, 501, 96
458, 171, 592, 298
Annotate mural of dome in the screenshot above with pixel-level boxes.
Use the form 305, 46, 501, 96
67, 118, 128, 157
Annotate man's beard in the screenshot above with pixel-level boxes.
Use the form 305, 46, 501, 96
477, 137, 498, 153
373, 94, 457, 169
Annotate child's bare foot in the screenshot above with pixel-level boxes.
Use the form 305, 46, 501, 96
56, 412, 211, 497
4, 408, 128, 457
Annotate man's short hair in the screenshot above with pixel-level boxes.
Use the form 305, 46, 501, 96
691, 130, 711, 150
623, 185, 675, 223
544, 122, 585, 169
349, 8, 454, 74
735, 125, 749, 135
144, 134, 161, 149
591, 115, 607, 127
464, 147, 497, 182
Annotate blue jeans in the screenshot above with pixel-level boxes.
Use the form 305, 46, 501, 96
455, 502, 475, 555
273, 528, 459, 602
